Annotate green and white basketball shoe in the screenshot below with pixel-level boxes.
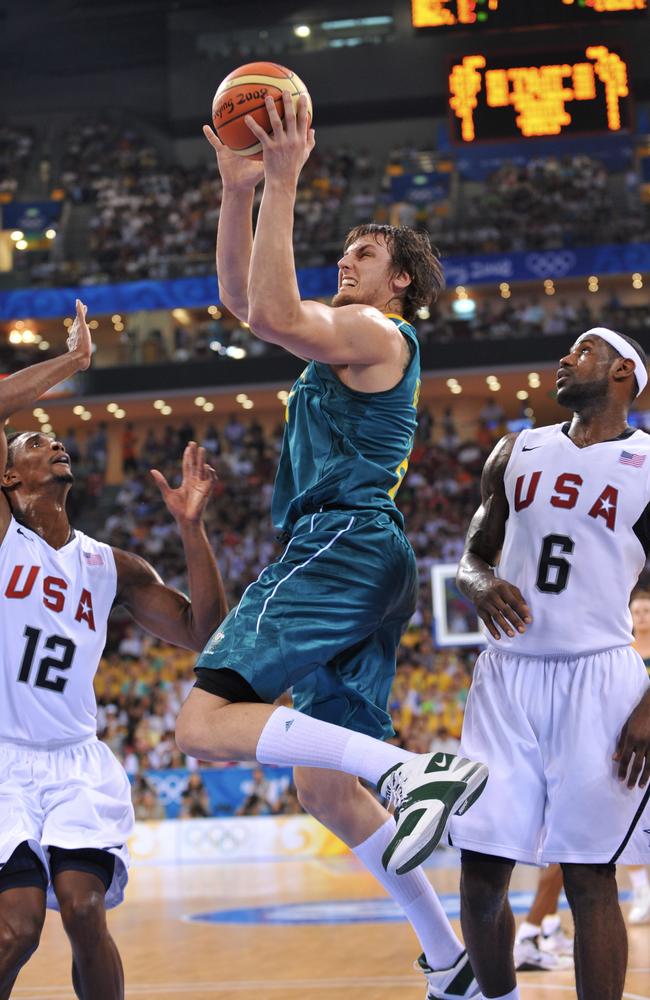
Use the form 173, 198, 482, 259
378, 752, 488, 875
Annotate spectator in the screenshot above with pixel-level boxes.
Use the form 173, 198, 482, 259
179, 773, 211, 818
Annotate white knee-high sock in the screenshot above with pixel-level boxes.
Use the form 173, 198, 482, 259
353, 819, 464, 970
256, 707, 415, 786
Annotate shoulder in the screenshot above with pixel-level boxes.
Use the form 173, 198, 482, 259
488, 431, 519, 469
112, 547, 162, 599
480, 432, 520, 496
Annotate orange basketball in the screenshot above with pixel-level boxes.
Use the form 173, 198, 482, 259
212, 61, 312, 160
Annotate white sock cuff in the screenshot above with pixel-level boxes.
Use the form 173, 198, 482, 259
515, 920, 540, 942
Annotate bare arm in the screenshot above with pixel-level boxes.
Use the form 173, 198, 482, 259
113, 442, 227, 651
203, 126, 264, 322
244, 94, 404, 366
0, 299, 92, 537
456, 433, 532, 640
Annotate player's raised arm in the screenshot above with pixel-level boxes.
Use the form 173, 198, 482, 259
204, 125, 264, 322
244, 93, 405, 366
0, 298, 92, 528
113, 441, 227, 651
456, 433, 532, 641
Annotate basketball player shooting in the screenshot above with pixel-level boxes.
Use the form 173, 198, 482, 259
453, 329, 650, 1000
174, 92, 488, 997
0, 300, 227, 1000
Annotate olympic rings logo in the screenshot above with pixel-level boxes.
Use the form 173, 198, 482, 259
525, 251, 576, 278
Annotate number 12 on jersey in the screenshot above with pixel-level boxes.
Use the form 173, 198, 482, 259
18, 626, 76, 694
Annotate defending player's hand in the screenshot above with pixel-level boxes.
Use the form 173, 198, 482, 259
66, 298, 93, 371
472, 577, 532, 640
150, 441, 217, 526
245, 92, 315, 186
613, 689, 650, 790
203, 124, 265, 189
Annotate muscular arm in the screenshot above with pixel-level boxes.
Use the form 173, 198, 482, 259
203, 125, 264, 323
0, 299, 91, 539
245, 94, 404, 367
216, 182, 256, 322
456, 433, 532, 640
113, 523, 227, 652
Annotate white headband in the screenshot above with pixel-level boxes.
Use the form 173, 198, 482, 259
575, 327, 647, 398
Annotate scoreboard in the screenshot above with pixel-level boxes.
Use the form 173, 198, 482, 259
413, 0, 647, 30
448, 46, 632, 142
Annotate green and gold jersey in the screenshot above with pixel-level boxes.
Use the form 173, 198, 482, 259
272, 315, 420, 534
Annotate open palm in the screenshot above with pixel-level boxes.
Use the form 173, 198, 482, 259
203, 124, 264, 188
150, 441, 216, 525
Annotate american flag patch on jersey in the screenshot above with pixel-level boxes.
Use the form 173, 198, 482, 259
618, 450, 646, 468
83, 551, 104, 566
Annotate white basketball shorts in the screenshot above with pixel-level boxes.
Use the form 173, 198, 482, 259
0, 736, 134, 909
450, 645, 650, 865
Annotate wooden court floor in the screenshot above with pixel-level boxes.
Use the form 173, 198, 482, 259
11, 854, 650, 1000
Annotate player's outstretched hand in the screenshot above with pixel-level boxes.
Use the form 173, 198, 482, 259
66, 298, 93, 371
203, 124, 265, 189
613, 689, 650, 790
472, 577, 532, 641
245, 91, 315, 186
150, 441, 217, 526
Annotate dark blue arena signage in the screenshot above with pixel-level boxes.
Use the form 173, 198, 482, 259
1, 245, 650, 321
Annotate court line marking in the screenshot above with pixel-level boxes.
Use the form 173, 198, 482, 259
12, 976, 650, 999
11, 977, 439, 997
519, 987, 648, 1000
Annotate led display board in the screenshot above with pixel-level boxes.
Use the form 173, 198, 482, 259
448, 46, 631, 142
413, 0, 647, 30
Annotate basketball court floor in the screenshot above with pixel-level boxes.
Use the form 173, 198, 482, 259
11, 851, 650, 999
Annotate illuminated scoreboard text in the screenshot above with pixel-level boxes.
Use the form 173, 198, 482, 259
413, 0, 647, 29
448, 47, 631, 142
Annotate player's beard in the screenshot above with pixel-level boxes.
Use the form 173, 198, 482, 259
52, 469, 74, 484
557, 373, 610, 410
332, 289, 355, 308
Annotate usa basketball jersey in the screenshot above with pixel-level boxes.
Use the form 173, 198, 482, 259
0, 518, 117, 746
491, 423, 650, 656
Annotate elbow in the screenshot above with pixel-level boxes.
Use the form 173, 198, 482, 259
247, 301, 301, 344
220, 296, 249, 325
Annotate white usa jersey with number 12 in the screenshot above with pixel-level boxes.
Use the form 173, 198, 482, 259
492, 423, 650, 657
0, 518, 117, 746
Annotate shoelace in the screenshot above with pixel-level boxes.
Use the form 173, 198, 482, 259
383, 769, 405, 810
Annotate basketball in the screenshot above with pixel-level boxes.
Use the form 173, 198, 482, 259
212, 61, 312, 160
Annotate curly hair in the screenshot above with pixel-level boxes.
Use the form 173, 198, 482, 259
343, 223, 445, 324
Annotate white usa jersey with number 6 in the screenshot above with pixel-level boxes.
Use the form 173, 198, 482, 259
491, 423, 650, 657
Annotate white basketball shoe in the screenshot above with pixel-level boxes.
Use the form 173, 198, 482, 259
378, 752, 489, 875
415, 951, 481, 1000
514, 921, 573, 972
538, 913, 574, 958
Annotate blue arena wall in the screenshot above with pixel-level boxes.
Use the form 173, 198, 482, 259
2, 241, 650, 320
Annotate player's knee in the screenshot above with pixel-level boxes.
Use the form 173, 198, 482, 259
59, 890, 107, 944
175, 701, 233, 761
561, 862, 617, 908
460, 851, 514, 918
0, 909, 44, 965
174, 713, 216, 759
